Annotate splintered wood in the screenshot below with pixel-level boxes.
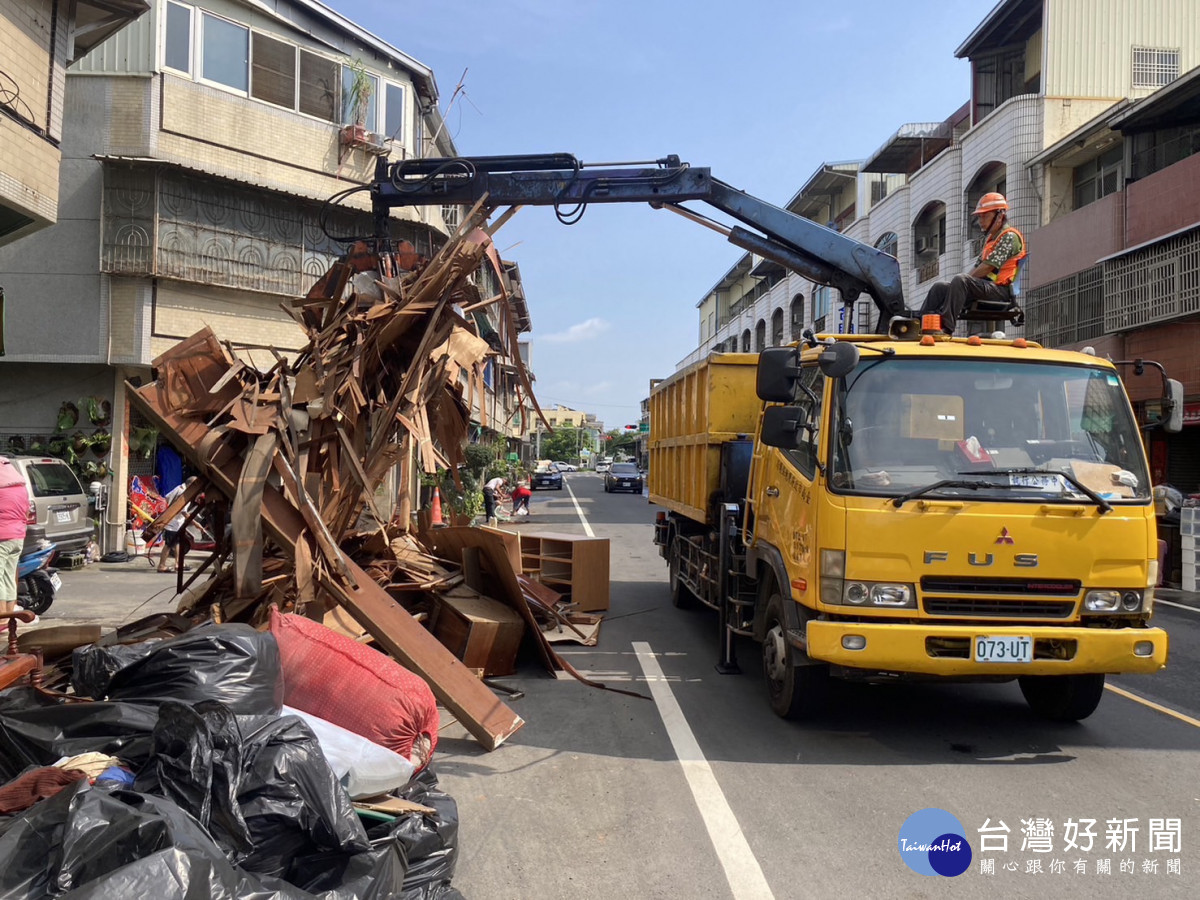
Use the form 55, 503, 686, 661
124, 211, 549, 750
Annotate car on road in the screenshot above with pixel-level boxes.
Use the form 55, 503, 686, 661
552, 461, 578, 472
604, 462, 643, 493
531, 461, 563, 490
1, 454, 95, 554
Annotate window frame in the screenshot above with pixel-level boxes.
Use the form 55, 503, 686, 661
162, 0, 194, 77
198, 9, 250, 95
249, 30, 299, 111
382, 80, 406, 143
1132, 47, 1180, 90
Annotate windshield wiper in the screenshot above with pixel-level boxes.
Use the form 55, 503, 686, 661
957, 467, 1112, 514
891, 480, 989, 508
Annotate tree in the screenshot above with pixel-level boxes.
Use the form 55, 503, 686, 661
541, 423, 590, 461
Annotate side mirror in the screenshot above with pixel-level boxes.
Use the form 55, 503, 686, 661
759, 404, 811, 450
756, 347, 801, 402
818, 341, 859, 378
1165, 378, 1184, 433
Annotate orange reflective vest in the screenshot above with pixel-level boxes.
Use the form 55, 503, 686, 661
982, 226, 1026, 286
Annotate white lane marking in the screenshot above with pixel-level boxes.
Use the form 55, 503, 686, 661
563, 477, 595, 537
633, 641, 774, 900
1155, 597, 1200, 614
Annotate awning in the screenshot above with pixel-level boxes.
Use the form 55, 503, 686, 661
1095, 220, 1200, 264
862, 123, 953, 174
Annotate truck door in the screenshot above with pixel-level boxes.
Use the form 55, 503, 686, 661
752, 364, 823, 603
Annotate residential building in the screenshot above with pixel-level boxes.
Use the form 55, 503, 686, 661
680, 0, 1200, 493
0, 0, 529, 551
0, 0, 149, 249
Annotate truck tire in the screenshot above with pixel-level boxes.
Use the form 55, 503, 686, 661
762, 591, 828, 719
1018, 674, 1105, 721
668, 539, 696, 609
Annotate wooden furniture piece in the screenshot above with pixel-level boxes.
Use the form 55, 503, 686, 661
431, 589, 525, 677
0, 612, 44, 691
518, 533, 610, 611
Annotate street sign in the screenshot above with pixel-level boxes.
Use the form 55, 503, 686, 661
639, 422, 649, 433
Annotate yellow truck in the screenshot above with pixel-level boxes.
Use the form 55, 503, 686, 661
650, 335, 1181, 721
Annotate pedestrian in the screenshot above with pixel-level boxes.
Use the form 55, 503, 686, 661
511, 482, 532, 516
0, 457, 30, 616
482, 475, 506, 527
918, 192, 1027, 334
157, 476, 197, 573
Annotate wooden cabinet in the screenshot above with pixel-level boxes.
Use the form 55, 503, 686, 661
519, 532, 610, 611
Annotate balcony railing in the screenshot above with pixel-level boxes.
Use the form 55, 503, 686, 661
917, 258, 941, 284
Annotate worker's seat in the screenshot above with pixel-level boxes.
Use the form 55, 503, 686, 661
960, 256, 1027, 326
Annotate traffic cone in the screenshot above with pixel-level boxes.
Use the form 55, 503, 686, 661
430, 486, 444, 526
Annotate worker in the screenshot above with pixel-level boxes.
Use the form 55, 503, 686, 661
510, 482, 532, 517
482, 475, 506, 527
918, 192, 1026, 334
157, 477, 197, 573
0, 457, 30, 616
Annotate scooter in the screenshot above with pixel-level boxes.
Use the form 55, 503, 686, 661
16, 542, 59, 615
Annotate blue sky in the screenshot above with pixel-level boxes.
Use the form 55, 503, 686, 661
335, 0, 1001, 429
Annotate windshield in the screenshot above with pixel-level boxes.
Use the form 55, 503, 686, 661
829, 358, 1151, 504
611, 463, 639, 475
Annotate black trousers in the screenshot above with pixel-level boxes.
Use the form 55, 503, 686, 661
482, 487, 497, 519
919, 275, 1014, 334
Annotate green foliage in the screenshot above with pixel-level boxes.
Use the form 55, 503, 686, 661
540, 423, 591, 463
484, 459, 510, 481
421, 467, 482, 518
463, 442, 495, 477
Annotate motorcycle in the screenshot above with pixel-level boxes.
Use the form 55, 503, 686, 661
16, 542, 59, 615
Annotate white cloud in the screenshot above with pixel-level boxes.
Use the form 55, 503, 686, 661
541, 317, 610, 343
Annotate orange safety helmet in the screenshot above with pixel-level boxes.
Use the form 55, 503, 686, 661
973, 192, 1009, 216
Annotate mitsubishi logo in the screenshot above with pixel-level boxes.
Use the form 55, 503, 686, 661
995, 527, 1015, 545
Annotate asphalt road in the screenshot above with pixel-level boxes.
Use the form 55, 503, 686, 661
435, 471, 1200, 899
33, 473, 1200, 898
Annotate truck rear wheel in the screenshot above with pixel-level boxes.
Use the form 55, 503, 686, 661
762, 593, 828, 719
1018, 674, 1106, 722
668, 539, 696, 609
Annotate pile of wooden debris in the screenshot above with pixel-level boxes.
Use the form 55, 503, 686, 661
124, 205, 623, 752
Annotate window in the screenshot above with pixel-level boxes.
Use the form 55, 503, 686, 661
874, 232, 898, 259
1073, 145, 1123, 209
741, 329, 751, 352
343, 65, 379, 129
783, 366, 823, 479
383, 82, 405, 141
164, 1, 192, 74
870, 178, 888, 205
299, 50, 339, 122
201, 12, 248, 92
755, 319, 766, 352
1132, 47, 1179, 89
251, 32, 295, 108
771, 308, 784, 346
790, 293, 805, 338
813, 285, 831, 320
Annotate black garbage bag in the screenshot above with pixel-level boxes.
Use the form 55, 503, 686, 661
70, 640, 163, 700
99, 624, 284, 715
0, 781, 405, 900
367, 768, 463, 900
133, 700, 252, 855
233, 714, 372, 886
0, 687, 160, 781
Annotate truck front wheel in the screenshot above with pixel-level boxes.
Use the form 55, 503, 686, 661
1018, 674, 1106, 722
668, 539, 696, 609
762, 594, 828, 719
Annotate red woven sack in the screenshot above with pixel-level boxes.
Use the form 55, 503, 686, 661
269, 608, 438, 768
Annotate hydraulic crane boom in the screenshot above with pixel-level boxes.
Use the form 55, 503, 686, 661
370, 154, 907, 327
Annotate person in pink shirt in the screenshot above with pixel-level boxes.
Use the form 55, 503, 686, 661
0, 458, 31, 616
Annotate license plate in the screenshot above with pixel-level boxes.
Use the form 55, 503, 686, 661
54, 510, 72, 524
1008, 473, 1063, 492
974, 634, 1033, 663
50, 572, 63, 592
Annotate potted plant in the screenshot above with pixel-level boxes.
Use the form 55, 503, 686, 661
341, 59, 373, 145
90, 428, 111, 456
56, 401, 79, 432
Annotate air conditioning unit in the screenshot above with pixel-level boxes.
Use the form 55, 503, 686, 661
915, 237, 932, 255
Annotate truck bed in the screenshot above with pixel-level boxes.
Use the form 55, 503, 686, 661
648, 352, 759, 524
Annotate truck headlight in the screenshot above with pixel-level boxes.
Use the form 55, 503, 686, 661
836, 580, 916, 609
1083, 589, 1143, 613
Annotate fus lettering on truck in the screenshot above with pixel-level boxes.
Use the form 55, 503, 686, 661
923, 551, 1038, 567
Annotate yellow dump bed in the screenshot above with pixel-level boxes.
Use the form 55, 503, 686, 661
648, 352, 760, 525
